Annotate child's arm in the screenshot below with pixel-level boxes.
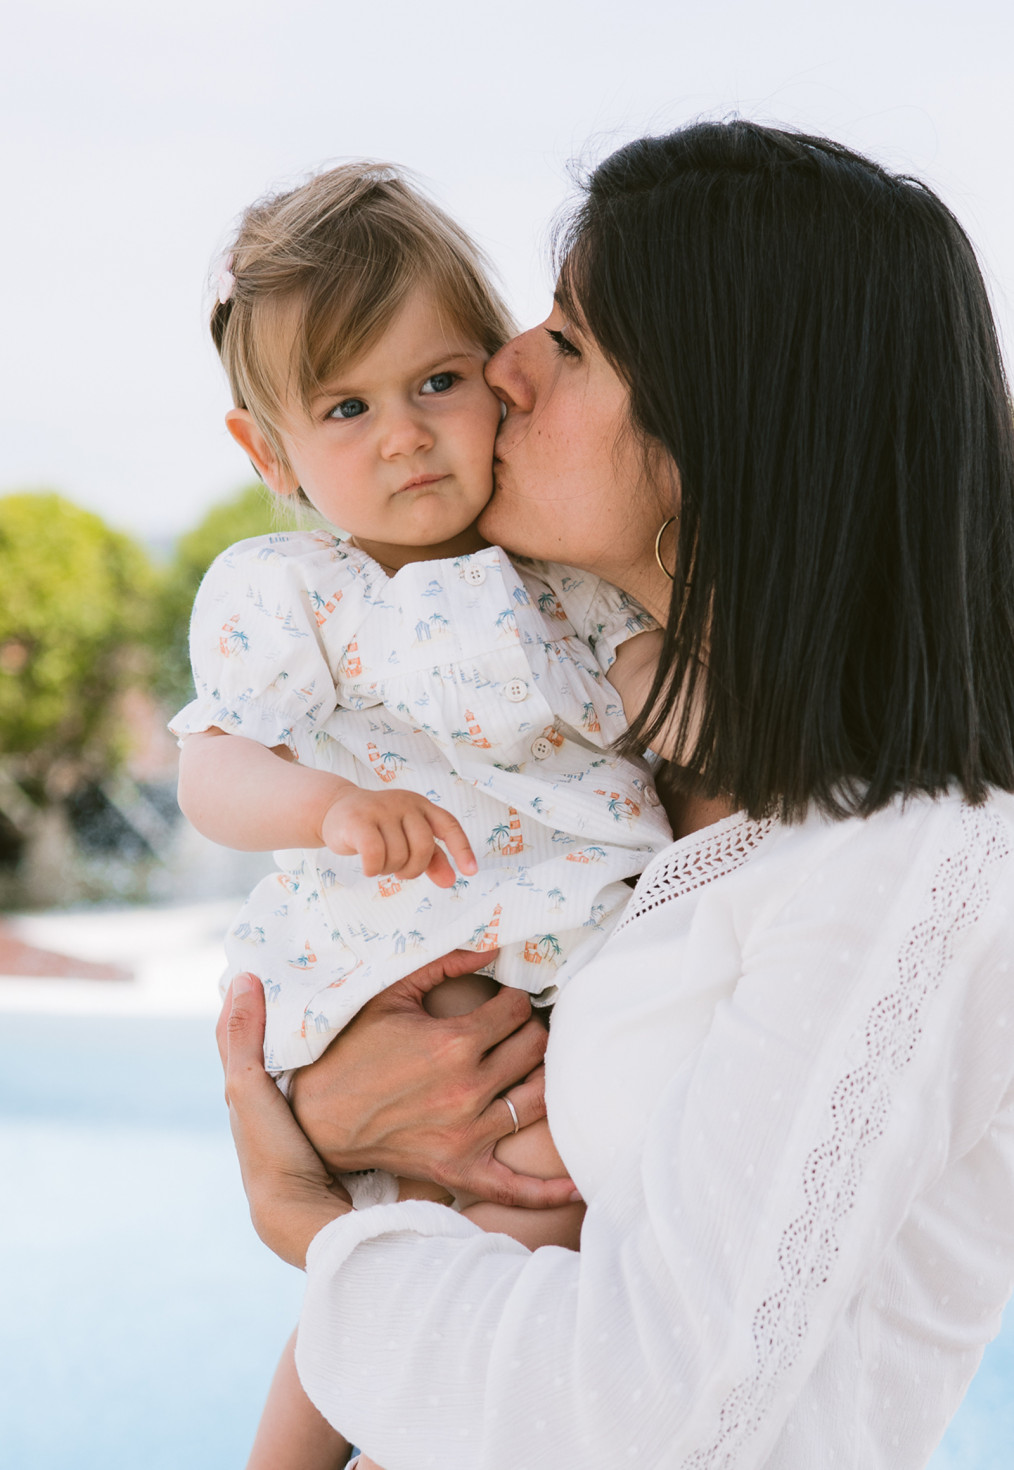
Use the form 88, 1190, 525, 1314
246, 1328, 354, 1470
606, 627, 664, 725
177, 727, 476, 886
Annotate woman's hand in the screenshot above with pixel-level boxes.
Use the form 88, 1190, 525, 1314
289, 949, 580, 1210
216, 973, 353, 1269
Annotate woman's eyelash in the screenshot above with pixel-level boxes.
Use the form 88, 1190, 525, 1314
546, 327, 580, 358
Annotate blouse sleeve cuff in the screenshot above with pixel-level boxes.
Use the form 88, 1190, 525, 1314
306, 1198, 490, 1278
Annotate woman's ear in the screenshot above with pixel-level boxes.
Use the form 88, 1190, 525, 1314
225, 409, 298, 497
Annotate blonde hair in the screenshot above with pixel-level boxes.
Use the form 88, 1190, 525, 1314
210, 163, 514, 479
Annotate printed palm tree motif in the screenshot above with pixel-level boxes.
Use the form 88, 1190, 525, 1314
264, 979, 281, 1002
529, 796, 548, 815
407, 929, 425, 947
469, 902, 503, 951
218, 613, 245, 657
310, 587, 343, 626
429, 612, 450, 631
340, 638, 363, 677
486, 808, 523, 855
566, 845, 608, 863
583, 904, 607, 929
367, 742, 406, 783
581, 702, 601, 733
594, 789, 641, 821
450, 878, 470, 898
377, 874, 402, 898
537, 590, 568, 620
547, 888, 566, 910
287, 942, 318, 970
463, 709, 492, 749
495, 608, 518, 636
523, 933, 563, 964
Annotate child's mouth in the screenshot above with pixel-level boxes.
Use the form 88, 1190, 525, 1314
397, 473, 447, 493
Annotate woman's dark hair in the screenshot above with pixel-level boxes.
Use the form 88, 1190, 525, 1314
558, 120, 1014, 820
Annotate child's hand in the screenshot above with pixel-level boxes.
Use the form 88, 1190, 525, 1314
319, 787, 477, 888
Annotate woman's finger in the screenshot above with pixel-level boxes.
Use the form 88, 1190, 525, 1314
388, 948, 497, 1006
476, 1019, 550, 1108
457, 1153, 581, 1212
216, 973, 352, 1268
481, 1061, 549, 1136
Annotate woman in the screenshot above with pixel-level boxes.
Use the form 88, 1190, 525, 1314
218, 121, 1014, 1468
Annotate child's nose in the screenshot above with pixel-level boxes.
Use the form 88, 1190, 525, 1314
378, 405, 435, 458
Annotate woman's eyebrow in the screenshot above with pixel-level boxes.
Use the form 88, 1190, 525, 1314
552, 290, 587, 335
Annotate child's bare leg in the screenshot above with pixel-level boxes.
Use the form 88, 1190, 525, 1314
246, 1328, 353, 1469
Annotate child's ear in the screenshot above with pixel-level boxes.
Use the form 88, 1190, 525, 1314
225, 409, 298, 497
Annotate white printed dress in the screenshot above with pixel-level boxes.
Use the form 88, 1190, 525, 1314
171, 532, 671, 1074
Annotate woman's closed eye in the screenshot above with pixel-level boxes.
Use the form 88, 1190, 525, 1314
545, 327, 580, 359
328, 398, 368, 420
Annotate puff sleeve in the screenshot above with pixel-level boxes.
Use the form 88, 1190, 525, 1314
520, 559, 658, 675
168, 533, 345, 758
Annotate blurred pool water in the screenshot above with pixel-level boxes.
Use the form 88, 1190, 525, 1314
0, 1000, 1011, 1468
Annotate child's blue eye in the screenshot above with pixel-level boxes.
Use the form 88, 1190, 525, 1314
329, 398, 367, 419
422, 372, 457, 394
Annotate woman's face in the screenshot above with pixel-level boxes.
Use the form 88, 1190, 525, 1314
478, 298, 672, 598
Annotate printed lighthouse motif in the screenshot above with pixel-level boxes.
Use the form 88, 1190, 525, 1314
487, 808, 524, 855
340, 639, 363, 678
463, 709, 492, 749
470, 903, 503, 951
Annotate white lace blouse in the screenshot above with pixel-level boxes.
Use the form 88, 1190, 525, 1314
295, 792, 1014, 1469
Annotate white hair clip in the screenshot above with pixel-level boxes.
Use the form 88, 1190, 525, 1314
215, 252, 236, 305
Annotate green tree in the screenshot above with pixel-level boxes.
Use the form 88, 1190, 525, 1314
153, 482, 293, 708
0, 492, 157, 774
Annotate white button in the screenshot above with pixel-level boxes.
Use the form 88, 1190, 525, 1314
462, 564, 486, 585
645, 787, 661, 807
504, 679, 529, 702
531, 736, 554, 760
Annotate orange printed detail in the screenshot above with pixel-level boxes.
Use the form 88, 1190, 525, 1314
541, 725, 565, 749
341, 638, 363, 678
218, 613, 243, 657
367, 742, 399, 784
472, 902, 503, 951
464, 709, 492, 749
487, 808, 524, 855
314, 589, 344, 626
523, 934, 563, 964
377, 874, 402, 897
594, 789, 641, 820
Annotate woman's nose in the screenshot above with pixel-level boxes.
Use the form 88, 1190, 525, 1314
485, 331, 535, 415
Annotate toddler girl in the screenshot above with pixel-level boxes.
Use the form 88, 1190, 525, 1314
171, 163, 669, 1469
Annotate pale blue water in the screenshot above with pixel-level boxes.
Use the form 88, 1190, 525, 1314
0, 1011, 1010, 1468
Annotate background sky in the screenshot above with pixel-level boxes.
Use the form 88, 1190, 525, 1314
3, 0, 1012, 544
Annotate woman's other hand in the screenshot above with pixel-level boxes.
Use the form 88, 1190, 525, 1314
216, 973, 353, 1269
289, 949, 579, 1209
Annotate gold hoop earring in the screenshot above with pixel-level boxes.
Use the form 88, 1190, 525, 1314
654, 516, 678, 580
